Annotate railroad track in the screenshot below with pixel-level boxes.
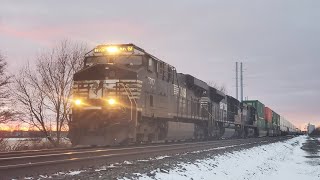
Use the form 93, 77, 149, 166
0, 136, 292, 179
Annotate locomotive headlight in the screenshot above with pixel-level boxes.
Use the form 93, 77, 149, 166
106, 46, 119, 53
74, 99, 82, 106
107, 98, 116, 105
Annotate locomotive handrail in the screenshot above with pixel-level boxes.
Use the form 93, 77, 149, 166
117, 82, 138, 124
203, 106, 214, 120
124, 83, 138, 125
118, 83, 133, 121
173, 67, 181, 117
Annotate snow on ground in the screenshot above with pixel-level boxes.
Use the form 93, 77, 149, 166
135, 136, 320, 180
67, 170, 84, 176
155, 155, 171, 160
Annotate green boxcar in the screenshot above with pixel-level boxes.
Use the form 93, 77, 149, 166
272, 111, 281, 135
243, 100, 266, 130
272, 111, 280, 129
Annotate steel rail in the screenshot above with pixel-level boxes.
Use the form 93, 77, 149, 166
0, 136, 272, 159
0, 139, 257, 166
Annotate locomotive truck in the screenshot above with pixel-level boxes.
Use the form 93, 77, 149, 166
68, 44, 297, 146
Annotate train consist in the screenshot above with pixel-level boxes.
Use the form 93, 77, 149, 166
68, 44, 299, 146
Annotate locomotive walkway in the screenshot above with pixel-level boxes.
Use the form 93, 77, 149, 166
0, 136, 291, 179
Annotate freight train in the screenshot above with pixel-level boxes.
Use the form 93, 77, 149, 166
68, 44, 298, 146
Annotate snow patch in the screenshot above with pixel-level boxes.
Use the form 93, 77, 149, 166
137, 136, 320, 180
67, 170, 84, 176
39, 175, 49, 178
123, 160, 133, 165
136, 155, 171, 162
52, 171, 65, 176
107, 164, 117, 168
155, 155, 171, 160
95, 166, 107, 172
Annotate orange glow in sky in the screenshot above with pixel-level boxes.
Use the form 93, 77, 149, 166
0, 123, 30, 131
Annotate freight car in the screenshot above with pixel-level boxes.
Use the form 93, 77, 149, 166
280, 116, 297, 135
243, 100, 268, 137
68, 44, 298, 146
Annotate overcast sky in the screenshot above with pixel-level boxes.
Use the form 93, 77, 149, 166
0, 0, 319, 128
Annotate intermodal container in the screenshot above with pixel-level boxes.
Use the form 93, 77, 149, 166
272, 111, 280, 127
243, 100, 265, 120
258, 119, 267, 129
244, 100, 266, 129
264, 107, 272, 122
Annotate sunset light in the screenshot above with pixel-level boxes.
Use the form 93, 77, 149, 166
0, 123, 30, 131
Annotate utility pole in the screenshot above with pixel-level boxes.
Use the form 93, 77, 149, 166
236, 62, 238, 100
237, 62, 245, 137
240, 62, 244, 102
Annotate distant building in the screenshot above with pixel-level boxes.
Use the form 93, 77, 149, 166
307, 123, 316, 135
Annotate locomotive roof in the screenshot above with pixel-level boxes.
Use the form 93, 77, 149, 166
86, 43, 170, 66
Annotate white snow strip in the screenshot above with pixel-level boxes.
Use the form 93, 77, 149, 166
67, 170, 84, 176
136, 136, 320, 180
121, 178, 130, 180
124, 160, 133, 165
155, 155, 171, 160
107, 164, 117, 168
39, 175, 49, 178
136, 156, 171, 162
95, 166, 107, 172
53, 171, 65, 176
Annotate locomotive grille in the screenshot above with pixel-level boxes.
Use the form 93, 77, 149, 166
73, 79, 143, 100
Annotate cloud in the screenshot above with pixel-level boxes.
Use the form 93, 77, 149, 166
0, 0, 319, 128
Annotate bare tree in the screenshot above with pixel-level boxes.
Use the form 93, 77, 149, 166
0, 52, 12, 123
12, 40, 87, 146
207, 81, 228, 94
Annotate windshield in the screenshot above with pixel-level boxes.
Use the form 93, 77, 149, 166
85, 55, 143, 67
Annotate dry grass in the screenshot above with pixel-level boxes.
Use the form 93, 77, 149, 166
0, 137, 71, 152
0, 138, 10, 151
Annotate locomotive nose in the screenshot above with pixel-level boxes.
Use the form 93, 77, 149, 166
74, 64, 138, 81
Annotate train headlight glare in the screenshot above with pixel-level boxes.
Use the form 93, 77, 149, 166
106, 46, 119, 53
75, 99, 82, 106
108, 98, 116, 105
